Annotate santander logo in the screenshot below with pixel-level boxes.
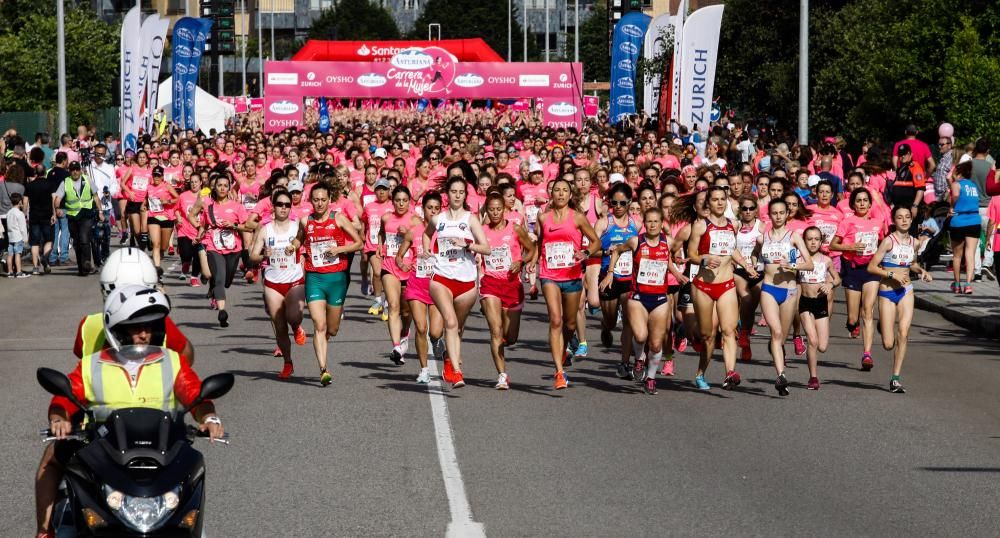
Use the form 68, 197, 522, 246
357, 44, 371, 56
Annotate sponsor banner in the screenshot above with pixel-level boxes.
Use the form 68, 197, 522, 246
643, 13, 673, 117
293, 38, 504, 63
235, 97, 249, 114
120, 6, 141, 152
671, 0, 688, 121
171, 17, 211, 131
249, 98, 264, 112
135, 15, 168, 133
264, 52, 581, 100
609, 12, 651, 125
264, 97, 302, 133
318, 96, 330, 133
583, 95, 599, 118
542, 100, 581, 130
142, 15, 170, 133
678, 5, 724, 133
511, 99, 531, 112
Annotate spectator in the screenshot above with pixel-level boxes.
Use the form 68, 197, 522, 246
893, 124, 936, 175
891, 144, 926, 211
4, 192, 29, 278
24, 161, 57, 274
54, 161, 101, 276
47, 152, 72, 266
0, 161, 27, 272
932, 134, 955, 200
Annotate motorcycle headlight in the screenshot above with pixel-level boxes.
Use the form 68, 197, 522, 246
103, 485, 181, 533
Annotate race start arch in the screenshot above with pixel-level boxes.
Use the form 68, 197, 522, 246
292, 39, 504, 63
264, 46, 583, 132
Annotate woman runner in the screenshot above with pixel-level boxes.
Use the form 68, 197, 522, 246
379, 185, 419, 364
595, 183, 640, 378
733, 194, 764, 362
797, 226, 840, 390
144, 166, 179, 276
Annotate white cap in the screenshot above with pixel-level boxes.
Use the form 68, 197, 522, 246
373, 147, 388, 159
959, 153, 973, 164
287, 180, 304, 192
529, 162, 544, 173
807, 174, 822, 187
609, 173, 626, 184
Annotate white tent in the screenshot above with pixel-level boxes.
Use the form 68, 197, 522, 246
156, 76, 236, 134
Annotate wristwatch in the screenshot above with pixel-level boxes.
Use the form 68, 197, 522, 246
203, 416, 222, 426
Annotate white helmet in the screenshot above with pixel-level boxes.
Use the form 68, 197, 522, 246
103, 285, 170, 354
100, 248, 159, 298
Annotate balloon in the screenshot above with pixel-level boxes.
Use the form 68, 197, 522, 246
939, 123, 954, 138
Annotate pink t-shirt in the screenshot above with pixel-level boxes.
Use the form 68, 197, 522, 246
125, 167, 152, 203
835, 213, 884, 266
175, 191, 200, 239
988, 196, 1000, 252
145, 182, 173, 219
200, 199, 248, 254
808, 204, 843, 256
251, 197, 274, 227
893, 139, 932, 168
361, 200, 393, 252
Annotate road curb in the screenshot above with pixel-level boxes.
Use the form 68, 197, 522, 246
914, 291, 1000, 337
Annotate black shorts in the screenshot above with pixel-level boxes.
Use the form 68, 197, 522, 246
798, 294, 829, 319
125, 201, 144, 215
598, 272, 632, 302
667, 284, 681, 295
949, 224, 982, 241
841, 260, 879, 292
29, 221, 55, 246
147, 217, 174, 228
734, 266, 764, 287
676, 282, 693, 309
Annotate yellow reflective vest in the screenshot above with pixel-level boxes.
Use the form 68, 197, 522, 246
81, 348, 184, 422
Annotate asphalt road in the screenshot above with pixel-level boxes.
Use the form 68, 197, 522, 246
3, 255, 1000, 537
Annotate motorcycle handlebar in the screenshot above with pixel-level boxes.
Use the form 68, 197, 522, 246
39, 429, 86, 443
185, 425, 231, 445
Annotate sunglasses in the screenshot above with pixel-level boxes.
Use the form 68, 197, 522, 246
609, 200, 629, 207
740, 206, 757, 211
274, 201, 292, 208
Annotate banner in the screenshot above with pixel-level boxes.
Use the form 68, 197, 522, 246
134, 15, 168, 134
264, 96, 302, 132
318, 97, 330, 133
171, 17, 212, 131
120, 6, 141, 152
643, 13, 672, 117
143, 15, 170, 133
609, 12, 651, 125
678, 5, 724, 133
670, 0, 688, 122
583, 95, 599, 118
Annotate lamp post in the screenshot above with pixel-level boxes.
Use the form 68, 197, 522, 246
56, 0, 67, 136
798, 0, 809, 145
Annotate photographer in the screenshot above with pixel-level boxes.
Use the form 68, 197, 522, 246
85, 144, 117, 265
53, 162, 102, 276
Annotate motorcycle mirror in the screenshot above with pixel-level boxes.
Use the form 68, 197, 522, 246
194, 373, 235, 407
37, 368, 87, 410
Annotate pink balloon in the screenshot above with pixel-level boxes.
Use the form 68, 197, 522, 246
939, 123, 954, 138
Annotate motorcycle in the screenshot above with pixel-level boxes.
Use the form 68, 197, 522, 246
37, 367, 234, 537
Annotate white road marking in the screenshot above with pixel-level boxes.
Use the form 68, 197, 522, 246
426, 359, 486, 538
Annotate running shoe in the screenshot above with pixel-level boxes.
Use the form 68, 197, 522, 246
218, 310, 229, 328
209, 298, 218, 310
415, 369, 431, 384
278, 361, 294, 379
849, 325, 861, 339
691, 339, 704, 354
16, 272, 31, 278
740, 344, 752, 362
694, 375, 710, 390
167, 246, 175, 256
644, 378, 657, 395
368, 299, 382, 316
793, 336, 806, 356
775, 372, 790, 396
588, 305, 601, 316
443, 356, 456, 383
529, 285, 538, 300
400, 333, 410, 356
889, 379, 906, 394
616, 362, 630, 379
433, 338, 446, 361
495, 372, 510, 390
722, 370, 741, 390
553, 371, 569, 390
567, 333, 580, 355
574, 341, 589, 358
245, 269, 256, 284
562, 349, 573, 368
676, 337, 688, 353
963, 284, 973, 295
381, 310, 389, 322
660, 359, 675, 377
950, 282, 960, 294
451, 372, 466, 389
294, 325, 307, 345
737, 328, 750, 349
633, 358, 647, 382
601, 328, 613, 348
983, 267, 996, 281
861, 352, 874, 371
807, 377, 820, 390
273, 347, 283, 357
320, 369, 332, 387
757, 316, 768, 327
389, 346, 405, 365
119, 231, 129, 245
31, 268, 40, 275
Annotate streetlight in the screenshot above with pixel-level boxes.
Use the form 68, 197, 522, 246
574, 0, 578, 63
522, 0, 527, 62
258, 0, 263, 97
56, 0, 67, 136
544, 0, 549, 62
507, 0, 512, 62
799, 0, 808, 145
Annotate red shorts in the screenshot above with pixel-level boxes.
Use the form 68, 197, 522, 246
693, 277, 735, 301
432, 274, 476, 297
480, 275, 525, 311
264, 277, 305, 297
585, 255, 602, 267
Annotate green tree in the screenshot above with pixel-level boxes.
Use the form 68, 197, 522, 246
941, 17, 1000, 143
307, 0, 400, 41
410, 0, 529, 61
0, 6, 118, 127
578, 0, 609, 82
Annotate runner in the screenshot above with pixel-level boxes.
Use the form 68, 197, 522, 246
424, 176, 492, 388
144, 165, 179, 277
948, 160, 981, 294
517, 168, 548, 299
807, 179, 843, 315
831, 187, 885, 370
757, 198, 813, 395
362, 178, 393, 319
379, 185, 418, 365
576, 168, 606, 353
733, 194, 764, 361
289, 182, 363, 386
798, 226, 841, 390
595, 183, 640, 378
533, 178, 600, 389
119, 149, 152, 249
396, 191, 445, 384
248, 188, 306, 379
480, 191, 536, 389
174, 172, 204, 286
867, 205, 932, 393
684, 186, 759, 390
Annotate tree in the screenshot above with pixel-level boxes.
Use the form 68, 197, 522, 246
941, 17, 1000, 144
0, 6, 118, 127
577, 0, 609, 82
307, 0, 400, 41
410, 0, 529, 61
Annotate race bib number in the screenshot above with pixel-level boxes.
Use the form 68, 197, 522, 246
415, 256, 434, 278
738, 242, 756, 261
485, 244, 512, 272
165, 172, 179, 188
636, 259, 668, 286
368, 217, 381, 244
310, 239, 339, 267
688, 262, 700, 280
888, 245, 914, 266
817, 223, 837, 246
147, 197, 163, 213
613, 252, 633, 276
544, 241, 575, 270
211, 229, 237, 250
708, 229, 735, 256
362, 194, 376, 206
242, 194, 257, 209
526, 205, 540, 224
385, 233, 403, 257
856, 231, 878, 256
131, 176, 149, 192
799, 262, 827, 284
762, 243, 787, 264
269, 252, 293, 270
437, 237, 466, 260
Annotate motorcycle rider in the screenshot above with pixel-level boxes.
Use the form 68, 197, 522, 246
73, 247, 195, 363
35, 285, 223, 538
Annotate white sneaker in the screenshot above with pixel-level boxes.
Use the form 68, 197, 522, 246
400, 334, 410, 357
415, 369, 431, 384
495, 372, 510, 390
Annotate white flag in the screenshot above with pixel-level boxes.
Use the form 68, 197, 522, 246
120, 6, 141, 151
678, 5, 724, 133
